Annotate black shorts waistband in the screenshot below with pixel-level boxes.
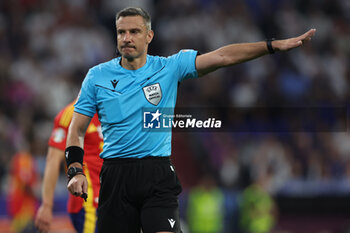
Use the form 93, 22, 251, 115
103, 156, 170, 164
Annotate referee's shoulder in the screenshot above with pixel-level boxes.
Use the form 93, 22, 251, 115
90, 58, 117, 73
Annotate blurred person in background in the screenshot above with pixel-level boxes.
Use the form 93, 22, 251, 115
239, 168, 278, 233
65, 6, 315, 233
34, 101, 103, 233
186, 175, 225, 233
7, 151, 38, 233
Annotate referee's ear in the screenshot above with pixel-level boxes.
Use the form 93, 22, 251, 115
146, 29, 154, 45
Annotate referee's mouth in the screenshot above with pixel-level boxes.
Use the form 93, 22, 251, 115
121, 45, 136, 50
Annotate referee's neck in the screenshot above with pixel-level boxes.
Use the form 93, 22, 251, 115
121, 55, 147, 70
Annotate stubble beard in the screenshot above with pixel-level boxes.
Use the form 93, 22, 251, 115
120, 48, 145, 62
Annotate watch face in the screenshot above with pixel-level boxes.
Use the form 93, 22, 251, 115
67, 167, 82, 178
67, 167, 76, 178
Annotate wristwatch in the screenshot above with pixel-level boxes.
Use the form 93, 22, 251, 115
266, 38, 275, 54
67, 167, 84, 180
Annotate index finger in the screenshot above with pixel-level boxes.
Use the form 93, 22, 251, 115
298, 28, 316, 41
82, 177, 88, 194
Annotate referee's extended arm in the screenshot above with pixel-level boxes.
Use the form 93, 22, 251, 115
66, 112, 92, 197
195, 28, 316, 77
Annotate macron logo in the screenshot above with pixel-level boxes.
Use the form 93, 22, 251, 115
168, 219, 175, 228
111, 79, 119, 89
65, 151, 69, 159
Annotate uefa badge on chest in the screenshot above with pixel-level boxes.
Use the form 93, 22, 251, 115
142, 83, 162, 106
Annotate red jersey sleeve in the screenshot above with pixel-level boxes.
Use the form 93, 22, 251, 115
48, 102, 75, 150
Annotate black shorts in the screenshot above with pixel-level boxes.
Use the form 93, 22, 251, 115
97, 156, 182, 233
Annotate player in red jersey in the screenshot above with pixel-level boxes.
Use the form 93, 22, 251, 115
7, 151, 39, 233
35, 101, 103, 233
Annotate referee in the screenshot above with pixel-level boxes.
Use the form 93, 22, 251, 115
65, 7, 315, 233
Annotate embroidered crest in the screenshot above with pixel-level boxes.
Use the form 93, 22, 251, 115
142, 83, 162, 106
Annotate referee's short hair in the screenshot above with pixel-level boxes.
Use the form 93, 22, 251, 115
116, 7, 152, 30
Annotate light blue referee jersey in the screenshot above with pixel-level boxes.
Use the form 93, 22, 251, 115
74, 50, 198, 159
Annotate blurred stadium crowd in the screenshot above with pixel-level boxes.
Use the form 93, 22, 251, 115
1, 0, 350, 232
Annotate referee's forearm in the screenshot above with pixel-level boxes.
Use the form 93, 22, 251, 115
66, 112, 92, 149
218, 42, 269, 66
66, 124, 85, 149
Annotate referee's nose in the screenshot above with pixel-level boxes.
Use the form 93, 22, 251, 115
123, 32, 132, 43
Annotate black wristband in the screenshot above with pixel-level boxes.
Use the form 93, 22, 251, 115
266, 38, 275, 54
65, 146, 84, 167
